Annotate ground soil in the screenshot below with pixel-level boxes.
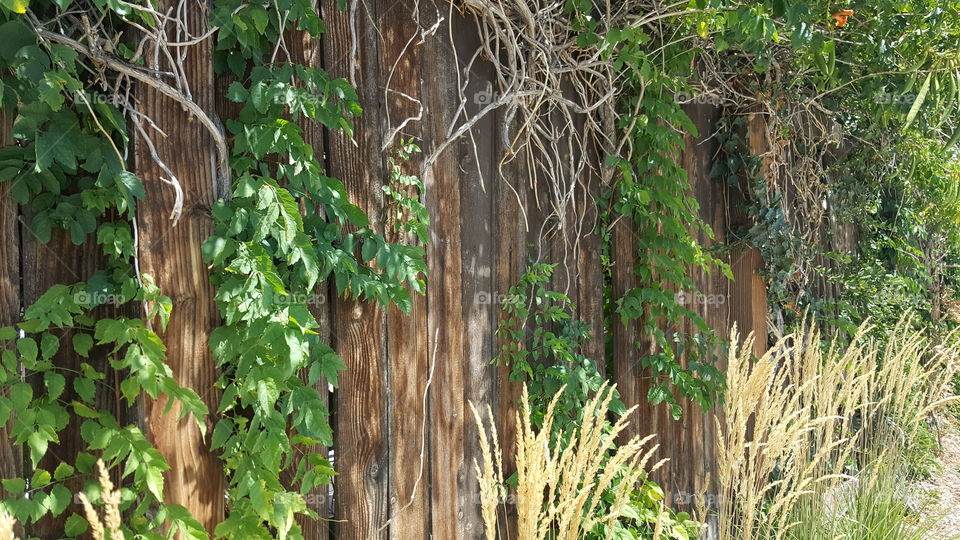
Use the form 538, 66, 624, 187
921, 424, 960, 538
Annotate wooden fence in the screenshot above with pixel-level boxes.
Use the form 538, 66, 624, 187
0, 1, 772, 538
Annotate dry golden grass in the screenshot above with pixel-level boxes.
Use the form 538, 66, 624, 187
77, 459, 125, 540
716, 316, 960, 540
0, 511, 16, 540
472, 382, 668, 540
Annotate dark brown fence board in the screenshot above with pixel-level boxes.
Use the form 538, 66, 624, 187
133, 2, 225, 532
376, 0, 433, 537
320, 1, 392, 538
452, 11, 501, 538
421, 7, 469, 536
0, 112, 22, 538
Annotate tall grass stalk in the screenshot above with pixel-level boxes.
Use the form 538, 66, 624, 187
471, 383, 668, 540
716, 316, 959, 540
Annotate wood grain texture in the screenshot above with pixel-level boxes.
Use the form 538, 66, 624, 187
421, 4, 468, 537
611, 217, 650, 443
676, 103, 725, 511
320, 1, 391, 537
375, 0, 433, 537
490, 95, 529, 540
449, 11, 500, 539
134, 2, 225, 533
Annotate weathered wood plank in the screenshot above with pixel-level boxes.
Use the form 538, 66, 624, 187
134, 2, 225, 532
421, 7, 469, 537
677, 103, 725, 511
284, 26, 333, 540
319, 1, 391, 537
373, 0, 433, 537
454, 10, 499, 536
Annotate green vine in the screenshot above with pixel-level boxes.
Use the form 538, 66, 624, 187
569, 5, 730, 418
493, 260, 700, 540
204, 7, 427, 539
0, 6, 209, 535
0, 0, 427, 538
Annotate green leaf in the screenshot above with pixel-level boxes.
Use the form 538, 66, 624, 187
31, 468, 50, 488
40, 332, 59, 360
16, 337, 37, 364
1, 0, 29, 14
145, 464, 164, 500
48, 483, 72, 516
904, 73, 932, 131
2, 477, 25, 494
73, 376, 95, 403
53, 461, 74, 481
27, 431, 49, 467
44, 371, 65, 400
64, 513, 88, 536
211, 418, 233, 450
115, 171, 146, 210
72, 333, 93, 357
10, 382, 32, 409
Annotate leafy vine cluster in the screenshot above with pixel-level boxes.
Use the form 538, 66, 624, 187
0, 0, 425, 538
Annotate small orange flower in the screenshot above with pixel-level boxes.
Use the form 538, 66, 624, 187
833, 9, 854, 27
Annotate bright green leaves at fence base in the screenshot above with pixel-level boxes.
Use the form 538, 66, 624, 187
0, 275, 208, 536
495, 261, 625, 433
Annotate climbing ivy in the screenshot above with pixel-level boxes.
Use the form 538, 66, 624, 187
492, 260, 700, 540
0, 7, 209, 535
494, 261, 622, 432
0, 0, 427, 538
568, 4, 730, 418
205, 38, 426, 537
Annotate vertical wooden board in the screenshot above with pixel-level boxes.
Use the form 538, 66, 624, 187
678, 103, 726, 510
134, 3, 224, 533
373, 0, 432, 536
385, 295, 429, 539
17, 131, 124, 535
0, 111, 22, 532
319, 1, 390, 537
738, 113, 771, 353
490, 110, 529, 540
19, 228, 95, 538
20, 214, 133, 537
421, 5, 468, 538
454, 11, 498, 537
728, 248, 768, 357
611, 219, 653, 443
572, 186, 605, 368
